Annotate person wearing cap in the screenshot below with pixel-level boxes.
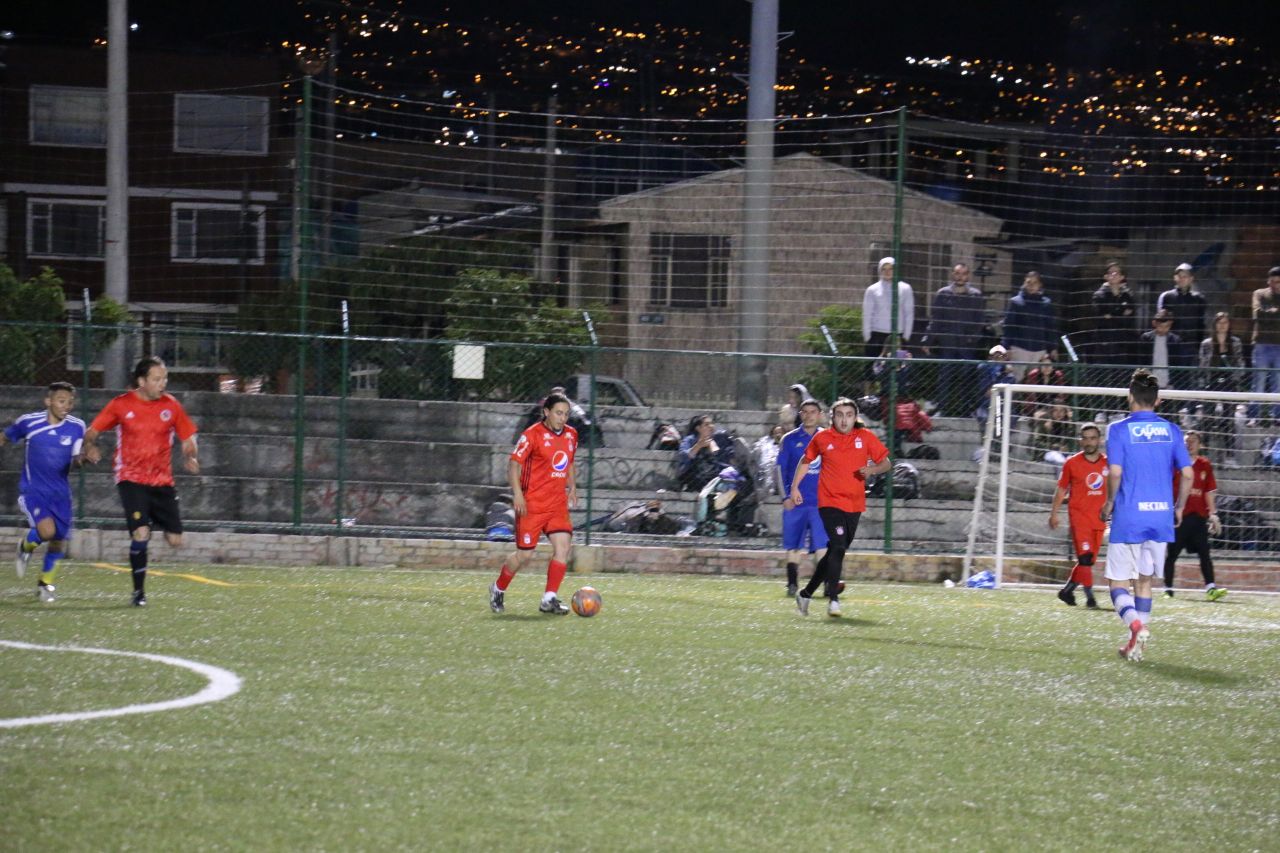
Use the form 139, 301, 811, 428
1157, 263, 1208, 356
1000, 271, 1058, 378
1140, 309, 1191, 390
861, 257, 914, 393
1248, 266, 1280, 424
973, 344, 1018, 436
923, 263, 986, 417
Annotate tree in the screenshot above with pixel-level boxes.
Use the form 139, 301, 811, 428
0, 264, 66, 384
793, 305, 864, 405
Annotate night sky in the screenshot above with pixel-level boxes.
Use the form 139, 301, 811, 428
3, 0, 1273, 70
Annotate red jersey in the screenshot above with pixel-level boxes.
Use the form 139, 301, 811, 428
511, 421, 577, 512
1177, 456, 1216, 518
1058, 451, 1107, 531
801, 426, 888, 513
90, 392, 197, 487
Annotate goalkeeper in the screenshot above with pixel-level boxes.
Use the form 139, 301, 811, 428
1162, 430, 1227, 601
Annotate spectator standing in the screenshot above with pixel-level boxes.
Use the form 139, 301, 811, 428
862, 257, 914, 393
1198, 311, 1245, 466
1248, 266, 1280, 425
1157, 263, 1208, 362
1140, 309, 1192, 390
1088, 261, 1138, 370
1001, 271, 1058, 377
1163, 431, 1227, 601
923, 263, 986, 417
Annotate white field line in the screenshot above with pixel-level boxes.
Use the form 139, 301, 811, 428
0, 640, 242, 729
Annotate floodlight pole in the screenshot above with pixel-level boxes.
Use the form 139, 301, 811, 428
735, 0, 778, 410
103, 0, 129, 389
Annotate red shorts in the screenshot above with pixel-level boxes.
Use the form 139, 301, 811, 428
1069, 522, 1107, 557
515, 506, 573, 550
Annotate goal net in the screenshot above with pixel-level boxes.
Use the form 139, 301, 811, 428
963, 383, 1280, 590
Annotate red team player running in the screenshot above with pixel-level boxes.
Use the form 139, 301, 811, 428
490, 392, 577, 615
1048, 423, 1107, 609
790, 397, 890, 618
83, 357, 199, 607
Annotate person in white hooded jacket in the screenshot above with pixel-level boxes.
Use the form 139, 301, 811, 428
862, 257, 914, 393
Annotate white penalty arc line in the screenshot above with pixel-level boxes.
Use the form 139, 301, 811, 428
0, 640, 242, 729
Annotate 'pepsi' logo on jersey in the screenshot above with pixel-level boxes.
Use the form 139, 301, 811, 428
551, 450, 570, 471
1129, 422, 1171, 442
1085, 472, 1104, 491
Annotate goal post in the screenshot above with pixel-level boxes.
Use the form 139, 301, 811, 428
963, 383, 1280, 589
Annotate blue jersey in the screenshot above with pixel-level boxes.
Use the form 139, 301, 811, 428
4, 412, 85, 499
778, 426, 821, 504
1106, 411, 1192, 544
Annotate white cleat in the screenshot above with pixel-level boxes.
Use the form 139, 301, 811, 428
37, 583, 56, 603
16, 543, 32, 579
827, 599, 842, 618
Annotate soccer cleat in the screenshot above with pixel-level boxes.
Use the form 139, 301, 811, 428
1057, 587, 1077, 607
1085, 597, 1099, 609
796, 592, 811, 616
785, 583, 798, 598
489, 583, 505, 614
1164, 588, 1175, 598
131, 590, 147, 608
15, 542, 32, 579
1119, 621, 1149, 662
539, 595, 569, 615
827, 599, 842, 618
1206, 587, 1229, 602
37, 582, 56, 603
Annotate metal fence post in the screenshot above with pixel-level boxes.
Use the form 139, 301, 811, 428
583, 311, 598, 547
884, 106, 908, 554
292, 75, 313, 529
336, 302, 350, 531
78, 290, 91, 520
820, 323, 839, 405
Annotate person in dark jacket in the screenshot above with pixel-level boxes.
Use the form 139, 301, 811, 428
1140, 309, 1193, 390
923, 263, 986, 416
1088, 260, 1138, 368
1157, 263, 1209, 360
1001, 271, 1058, 378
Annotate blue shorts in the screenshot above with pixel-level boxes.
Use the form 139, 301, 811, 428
782, 504, 828, 552
18, 492, 74, 541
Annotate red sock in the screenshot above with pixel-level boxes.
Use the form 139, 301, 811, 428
546, 560, 567, 594
1076, 565, 1093, 588
496, 565, 516, 591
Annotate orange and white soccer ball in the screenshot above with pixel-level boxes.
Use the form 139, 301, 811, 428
571, 586, 602, 617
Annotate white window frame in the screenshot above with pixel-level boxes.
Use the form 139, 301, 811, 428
28, 198, 106, 260
29, 85, 107, 148
173, 93, 270, 156
170, 202, 266, 266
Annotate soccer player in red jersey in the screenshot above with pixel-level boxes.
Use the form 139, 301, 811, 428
82, 357, 199, 607
789, 397, 890, 617
1163, 430, 1227, 601
489, 392, 578, 615
1048, 423, 1107, 608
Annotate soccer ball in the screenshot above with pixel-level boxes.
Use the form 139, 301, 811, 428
571, 586, 602, 617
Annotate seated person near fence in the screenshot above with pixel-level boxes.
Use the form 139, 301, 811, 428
1022, 356, 1069, 453
1033, 402, 1076, 459
677, 414, 736, 490
891, 398, 934, 456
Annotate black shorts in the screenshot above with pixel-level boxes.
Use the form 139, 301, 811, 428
1173, 513, 1211, 555
118, 482, 183, 534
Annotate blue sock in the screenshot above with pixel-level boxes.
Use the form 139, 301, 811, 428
1134, 596, 1153, 626
1110, 588, 1137, 626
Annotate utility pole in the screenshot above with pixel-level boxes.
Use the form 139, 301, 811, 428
735, 0, 778, 410
538, 93, 558, 286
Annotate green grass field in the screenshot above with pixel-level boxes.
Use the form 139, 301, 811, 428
3, 562, 1279, 851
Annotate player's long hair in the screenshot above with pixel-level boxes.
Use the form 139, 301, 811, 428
132, 356, 166, 387
830, 397, 866, 432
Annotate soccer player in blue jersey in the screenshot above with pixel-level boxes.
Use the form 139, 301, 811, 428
1, 382, 86, 602
776, 398, 828, 597
1100, 370, 1194, 662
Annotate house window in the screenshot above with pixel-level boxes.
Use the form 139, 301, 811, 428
649, 233, 730, 308
29, 199, 106, 259
174, 94, 270, 155
149, 313, 230, 372
29, 85, 107, 147
171, 203, 266, 265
